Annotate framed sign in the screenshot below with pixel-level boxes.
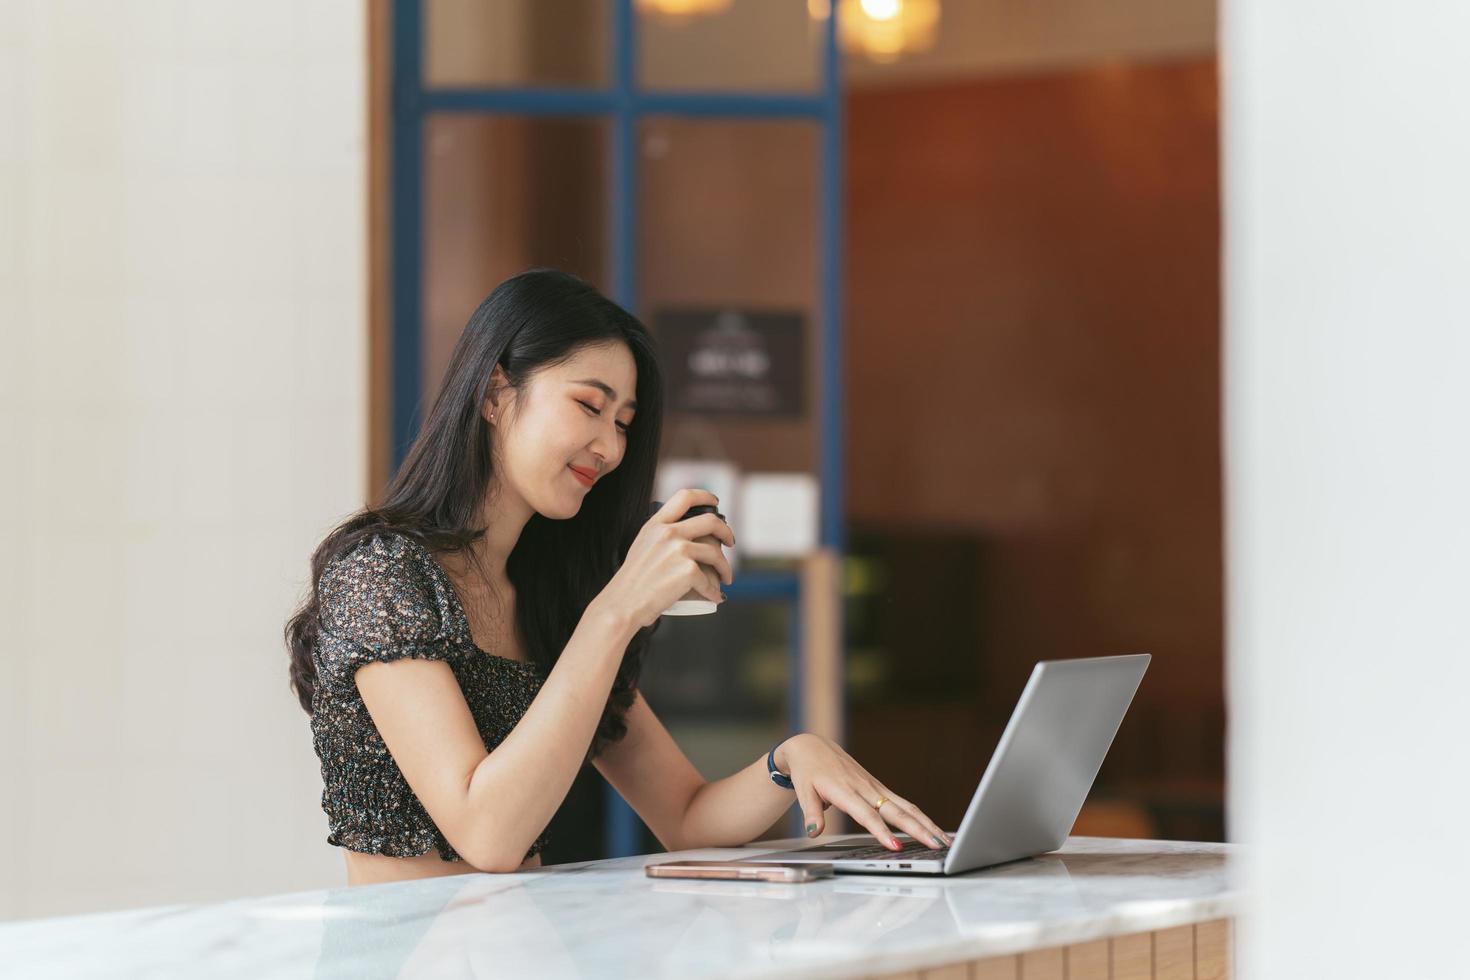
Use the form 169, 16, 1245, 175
654, 308, 806, 418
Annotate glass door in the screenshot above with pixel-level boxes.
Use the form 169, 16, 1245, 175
390, 0, 847, 858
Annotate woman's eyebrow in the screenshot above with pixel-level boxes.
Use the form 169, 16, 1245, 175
571, 378, 637, 411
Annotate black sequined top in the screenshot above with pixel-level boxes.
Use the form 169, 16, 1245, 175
309, 530, 553, 865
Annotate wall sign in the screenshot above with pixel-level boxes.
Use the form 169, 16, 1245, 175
654, 308, 806, 418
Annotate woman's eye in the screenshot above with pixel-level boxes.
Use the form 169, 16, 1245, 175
578, 400, 629, 434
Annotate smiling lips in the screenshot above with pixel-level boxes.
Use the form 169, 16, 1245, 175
568, 465, 598, 488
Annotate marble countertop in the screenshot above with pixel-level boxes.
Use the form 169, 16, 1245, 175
1, 835, 1240, 980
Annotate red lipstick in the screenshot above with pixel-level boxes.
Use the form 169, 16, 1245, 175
568, 465, 597, 487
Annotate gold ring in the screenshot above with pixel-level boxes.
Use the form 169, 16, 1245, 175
873, 795, 889, 810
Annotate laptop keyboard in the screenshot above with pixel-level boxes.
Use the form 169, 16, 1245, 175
830, 840, 949, 861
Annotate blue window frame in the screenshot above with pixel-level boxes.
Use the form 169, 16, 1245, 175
390, 0, 845, 857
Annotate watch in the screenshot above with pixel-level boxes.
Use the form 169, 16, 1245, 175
767, 740, 795, 789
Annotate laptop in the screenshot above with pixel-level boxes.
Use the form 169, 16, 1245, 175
742, 653, 1151, 876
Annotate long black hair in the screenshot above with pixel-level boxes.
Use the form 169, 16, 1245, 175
285, 268, 665, 763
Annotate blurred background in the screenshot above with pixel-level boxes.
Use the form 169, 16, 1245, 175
403, 0, 1223, 867
2, 0, 1223, 918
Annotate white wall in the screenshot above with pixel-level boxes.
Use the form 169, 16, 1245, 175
0, 1, 367, 919
1223, 1, 1470, 976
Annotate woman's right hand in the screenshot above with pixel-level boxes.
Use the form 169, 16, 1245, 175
596, 488, 736, 631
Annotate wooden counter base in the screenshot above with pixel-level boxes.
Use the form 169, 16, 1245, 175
873, 918, 1234, 980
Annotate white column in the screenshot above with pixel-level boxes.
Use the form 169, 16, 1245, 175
1223, 0, 1470, 976
0, 0, 367, 917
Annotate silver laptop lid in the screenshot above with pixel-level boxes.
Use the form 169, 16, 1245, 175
944, 653, 1150, 874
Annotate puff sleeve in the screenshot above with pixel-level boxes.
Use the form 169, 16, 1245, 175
313, 531, 459, 691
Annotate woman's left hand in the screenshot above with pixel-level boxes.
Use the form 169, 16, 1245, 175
775, 733, 953, 851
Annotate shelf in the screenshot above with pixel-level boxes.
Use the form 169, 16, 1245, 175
722, 567, 800, 602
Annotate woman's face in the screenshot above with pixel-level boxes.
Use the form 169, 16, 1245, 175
486, 341, 638, 519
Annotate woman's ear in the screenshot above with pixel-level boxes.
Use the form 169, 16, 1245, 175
483, 365, 510, 425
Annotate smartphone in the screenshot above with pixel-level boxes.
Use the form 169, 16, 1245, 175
645, 860, 833, 883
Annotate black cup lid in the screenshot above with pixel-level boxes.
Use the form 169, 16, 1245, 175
649, 501, 726, 521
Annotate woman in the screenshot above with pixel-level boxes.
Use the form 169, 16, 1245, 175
285, 268, 952, 885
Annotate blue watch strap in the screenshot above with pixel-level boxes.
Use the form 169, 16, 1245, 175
767, 741, 795, 789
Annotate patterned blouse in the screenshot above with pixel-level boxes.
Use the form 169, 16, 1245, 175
309, 530, 552, 865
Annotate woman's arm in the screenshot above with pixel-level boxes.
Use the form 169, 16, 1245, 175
591, 690, 793, 850
354, 488, 733, 871
595, 697, 955, 852
675, 742, 803, 847
685, 734, 954, 851
358, 597, 638, 872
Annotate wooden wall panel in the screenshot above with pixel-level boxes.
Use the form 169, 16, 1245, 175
1019, 946, 1064, 979
1196, 918, 1234, 980
919, 963, 969, 980
872, 919, 1237, 979
367, 0, 390, 494
1066, 938, 1111, 979
1111, 930, 1154, 980
1155, 924, 1195, 979
970, 956, 1020, 979
846, 58, 1223, 836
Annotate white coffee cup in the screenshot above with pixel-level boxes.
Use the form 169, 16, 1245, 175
660, 502, 728, 616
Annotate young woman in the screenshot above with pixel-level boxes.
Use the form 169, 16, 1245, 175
285, 269, 952, 885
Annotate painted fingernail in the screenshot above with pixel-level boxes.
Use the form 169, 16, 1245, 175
931, 835, 944, 848
888, 837, 900, 850
806, 822, 818, 837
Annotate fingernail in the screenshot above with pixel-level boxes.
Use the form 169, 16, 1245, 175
806, 822, 818, 837
888, 837, 900, 850
931, 835, 944, 848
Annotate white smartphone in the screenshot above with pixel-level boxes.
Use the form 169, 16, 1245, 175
644, 860, 834, 883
